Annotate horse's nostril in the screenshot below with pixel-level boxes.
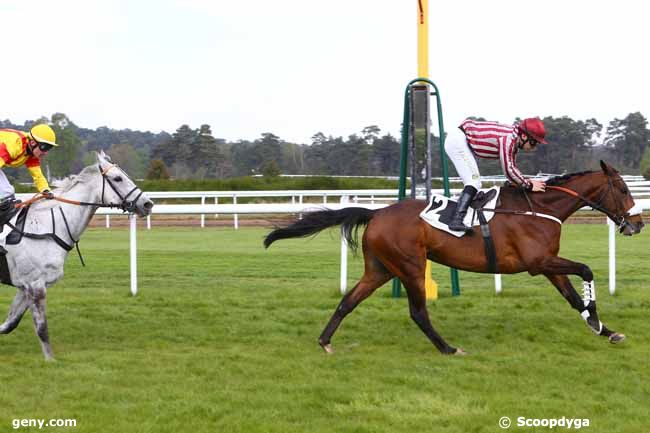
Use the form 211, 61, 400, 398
144, 201, 154, 210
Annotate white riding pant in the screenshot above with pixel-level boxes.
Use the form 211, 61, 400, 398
444, 129, 482, 190
0, 170, 16, 200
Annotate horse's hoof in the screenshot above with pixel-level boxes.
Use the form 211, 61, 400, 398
321, 343, 334, 354
608, 333, 626, 344
453, 348, 468, 356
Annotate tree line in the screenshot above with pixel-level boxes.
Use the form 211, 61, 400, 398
1, 112, 649, 184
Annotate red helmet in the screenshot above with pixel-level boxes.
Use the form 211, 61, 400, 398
519, 118, 548, 144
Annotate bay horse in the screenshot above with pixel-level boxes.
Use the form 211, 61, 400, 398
0, 152, 153, 360
264, 161, 644, 355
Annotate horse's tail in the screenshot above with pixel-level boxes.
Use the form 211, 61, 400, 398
263, 207, 377, 252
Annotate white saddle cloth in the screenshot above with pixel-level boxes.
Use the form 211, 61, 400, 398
419, 186, 501, 237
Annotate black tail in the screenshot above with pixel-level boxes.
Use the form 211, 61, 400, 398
264, 207, 377, 252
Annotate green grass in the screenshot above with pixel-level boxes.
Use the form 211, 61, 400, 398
0, 225, 648, 433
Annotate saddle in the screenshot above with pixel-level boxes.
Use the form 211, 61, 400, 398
471, 189, 499, 210
0, 198, 20, 228
0, 207, 29, 286
420, 187, 501, 273
5, 207, 28, 245
0, 245, 10, 286
420, 186, 501, 236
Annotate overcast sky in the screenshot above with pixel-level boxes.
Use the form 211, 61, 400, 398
4, 0, 649, 144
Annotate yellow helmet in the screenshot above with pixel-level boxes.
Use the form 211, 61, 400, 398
30, 124, 59, 147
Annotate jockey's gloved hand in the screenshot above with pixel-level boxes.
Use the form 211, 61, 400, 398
42, 189, 54, 199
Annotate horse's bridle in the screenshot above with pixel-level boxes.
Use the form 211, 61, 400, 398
99, 163, 144, 213
9, 163, 147, 267
547, 176, 641, 233
5, 162, 147, 270
16, 163, 145, 213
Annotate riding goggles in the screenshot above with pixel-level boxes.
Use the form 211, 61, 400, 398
37, 142, 54, 152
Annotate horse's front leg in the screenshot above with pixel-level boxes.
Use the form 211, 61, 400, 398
27, 287, 55, 361
534, 256, 624, 344
0, 289, 30, 334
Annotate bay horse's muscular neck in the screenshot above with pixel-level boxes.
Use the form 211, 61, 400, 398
503, 170, 607, 222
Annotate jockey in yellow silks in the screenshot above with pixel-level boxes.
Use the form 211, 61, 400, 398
0, 124, 58, 224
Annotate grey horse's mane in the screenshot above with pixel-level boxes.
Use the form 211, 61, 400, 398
50, 164, 100, 193
29, 164, 100, 211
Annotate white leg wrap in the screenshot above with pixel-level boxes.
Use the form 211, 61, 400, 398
580, 310, 603, 334
582, 280, 596, 308
580, 282, 603, 334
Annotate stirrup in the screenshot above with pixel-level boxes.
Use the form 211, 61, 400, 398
449, 223, 472, 233
448, 218, 472, 232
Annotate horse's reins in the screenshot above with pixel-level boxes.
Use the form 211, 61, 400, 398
6, 163, 144, 266
476, 188, 562, 225
16, 164, 140, 210
546, 180, 632, 229
477, 178, 633, 228
15, 193, 125, 210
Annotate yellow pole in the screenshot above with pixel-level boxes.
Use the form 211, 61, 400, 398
425, 261, 438, 300
418, 0, 437, 300
417, 0, 429, 79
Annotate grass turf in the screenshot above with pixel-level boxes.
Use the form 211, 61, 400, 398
0, 225, 648, 433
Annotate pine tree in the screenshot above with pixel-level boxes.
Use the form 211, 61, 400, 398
605, 112, 650, 169
192, 124, 224, 177
146, 159, 170, 180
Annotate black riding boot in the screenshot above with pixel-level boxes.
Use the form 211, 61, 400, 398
448, 186, 478, 232
0, 196, 19, 226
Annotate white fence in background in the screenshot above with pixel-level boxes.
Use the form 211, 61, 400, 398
86, 192, 648, 298
20, 181, 644, 297
85, 180, 650, 230
261, 174, 647, 183
101, 190, 398, 229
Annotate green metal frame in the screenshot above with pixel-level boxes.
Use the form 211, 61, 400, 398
391, 78, 461, 297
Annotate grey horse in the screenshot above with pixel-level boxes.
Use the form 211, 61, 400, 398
0, 151, 153, 360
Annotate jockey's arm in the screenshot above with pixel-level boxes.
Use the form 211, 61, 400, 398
503, 151, 546, 192
0, 141, 14, 169
27, 164, 50, 193
501, 158, 533, 191
501, 137, 537, 191
0, 136, 23, 165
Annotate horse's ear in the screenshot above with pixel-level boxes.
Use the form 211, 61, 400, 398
96, 150, 111, 163
600, 160, 610, 175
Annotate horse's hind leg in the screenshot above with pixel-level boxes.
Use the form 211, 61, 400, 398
28, 287, 54, 361
318, 256, 391, 354
401, 275, 460, 355
544, 273, 624, 343
378, 243, 461, 355
0, 289, 29, 334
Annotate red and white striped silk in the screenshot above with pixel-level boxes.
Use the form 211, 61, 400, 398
459, 119, 531, 189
